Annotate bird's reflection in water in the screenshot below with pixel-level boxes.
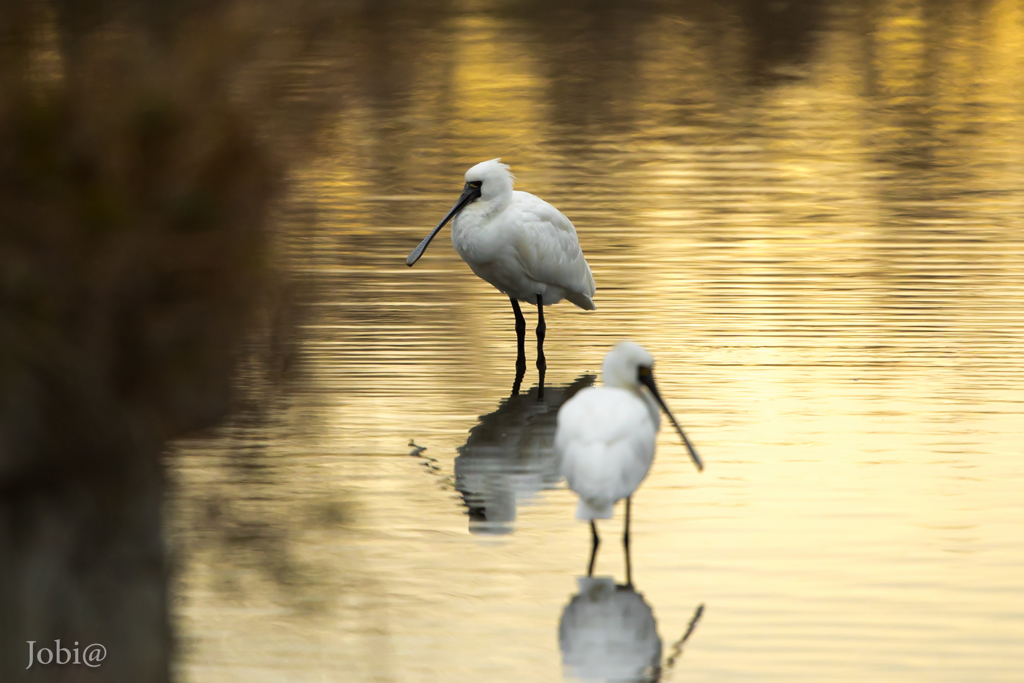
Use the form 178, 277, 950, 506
455, 375, 595, 534
560, 577, 661, 682
559, 577, 704, 683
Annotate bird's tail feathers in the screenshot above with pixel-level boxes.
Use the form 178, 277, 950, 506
566, 291, 596, 311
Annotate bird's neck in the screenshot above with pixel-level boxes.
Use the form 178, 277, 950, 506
477, 191, 512, 221
604, 382, 662, 431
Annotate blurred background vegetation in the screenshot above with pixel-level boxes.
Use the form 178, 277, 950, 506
0, 1, 316, 678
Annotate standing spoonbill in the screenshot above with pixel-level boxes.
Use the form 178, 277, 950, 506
406, 159, 596, 392
555, 341, 703, 584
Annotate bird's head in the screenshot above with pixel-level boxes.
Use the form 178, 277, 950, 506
406, 158, 516, 267
602, 341, 656, 390
464, 158, 515, 202
602, 341, 704, 472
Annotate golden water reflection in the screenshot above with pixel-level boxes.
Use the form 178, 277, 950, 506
171, 1, 1024, 681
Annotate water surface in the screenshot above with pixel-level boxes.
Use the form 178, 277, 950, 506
171, 2, 1024, 681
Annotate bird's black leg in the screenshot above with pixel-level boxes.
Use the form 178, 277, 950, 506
510, 297, 526, 395
624, 497, 632, 587
588, 520, 600, 577
536, 294, 546, 399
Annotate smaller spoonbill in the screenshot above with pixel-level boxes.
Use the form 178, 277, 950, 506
555, 341, 703, 584
406, 159, 595, 391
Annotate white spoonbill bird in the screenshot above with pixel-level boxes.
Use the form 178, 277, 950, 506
406, 159, 596, 388
555, 341, 703, 583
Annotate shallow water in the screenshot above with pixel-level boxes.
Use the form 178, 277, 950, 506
170, 2, 1024, 681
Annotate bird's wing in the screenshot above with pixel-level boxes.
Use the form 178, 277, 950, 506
555, 388, 656, 504
507, 192, 596, 302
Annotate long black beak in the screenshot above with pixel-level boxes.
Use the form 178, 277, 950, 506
639, 372, 704, 472
406, 183, 481, 267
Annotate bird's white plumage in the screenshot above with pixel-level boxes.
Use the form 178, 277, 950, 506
557, 387, 656, 519
556, 341, 663, 520
451, 159, 595, 309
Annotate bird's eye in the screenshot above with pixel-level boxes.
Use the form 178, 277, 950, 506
638, 366, 652, 377
469, 181, 482, 188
